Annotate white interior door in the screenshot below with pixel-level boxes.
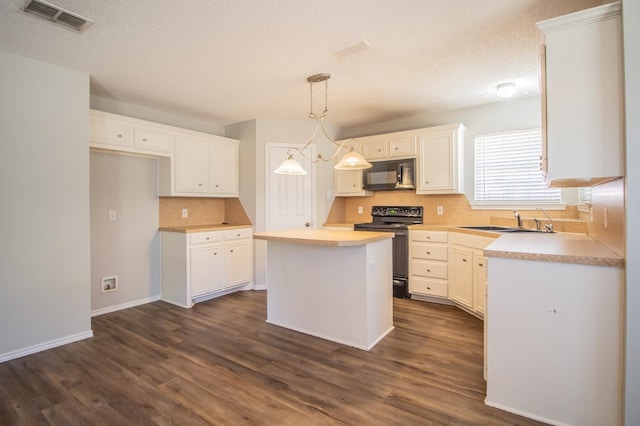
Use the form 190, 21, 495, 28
267, 144, 315, 231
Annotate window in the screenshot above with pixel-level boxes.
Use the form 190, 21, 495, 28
474, 129, 561, 206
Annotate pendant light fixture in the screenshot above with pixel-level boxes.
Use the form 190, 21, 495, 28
273, 73, 372, 175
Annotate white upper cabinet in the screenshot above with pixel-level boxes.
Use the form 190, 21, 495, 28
210, 140, 239, 196
161, 134, 239, 197
90, 110, 173, 156
334, 144, 372, 197
89, 110, 240, 198
537, 2, 623, 187
361, 134, 416, 161
416, 123, 465, 194
335, 125, 463, 197
173, 135, 210, 194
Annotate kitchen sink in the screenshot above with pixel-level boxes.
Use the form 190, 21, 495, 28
458, 225, 553, 233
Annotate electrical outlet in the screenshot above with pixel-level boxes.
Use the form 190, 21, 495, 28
358, 206, 363, 215
437, 206, 444, 215
182, 209, 188, 218
108, 210, 116, 221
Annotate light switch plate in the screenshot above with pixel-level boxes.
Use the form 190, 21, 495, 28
182, 209, 188, 218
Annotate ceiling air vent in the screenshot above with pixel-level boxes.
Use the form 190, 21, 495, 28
21, 0, 93, 32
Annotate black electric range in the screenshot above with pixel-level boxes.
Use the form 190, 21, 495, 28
354, 206, 423, 298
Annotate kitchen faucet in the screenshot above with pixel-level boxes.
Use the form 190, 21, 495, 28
512, 210, 522, 228
536, 208, 554, 232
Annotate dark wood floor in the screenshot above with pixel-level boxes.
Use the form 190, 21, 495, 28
0, 291, 546, 425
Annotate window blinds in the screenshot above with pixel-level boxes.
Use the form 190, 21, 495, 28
475, 129, 561, 203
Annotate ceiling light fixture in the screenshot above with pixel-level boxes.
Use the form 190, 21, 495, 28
273, 73, 372, 175
496, 82, 517, 98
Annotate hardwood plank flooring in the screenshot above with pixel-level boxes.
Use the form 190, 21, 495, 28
0, 291, 546, 425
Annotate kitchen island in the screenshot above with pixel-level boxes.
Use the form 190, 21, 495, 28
253, 229, 394, 350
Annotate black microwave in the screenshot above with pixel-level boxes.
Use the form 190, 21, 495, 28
363, 158, 415, 191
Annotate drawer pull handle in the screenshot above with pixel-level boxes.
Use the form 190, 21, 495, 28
426, 251, 431, 255
205, 237, 210, 240
117, 134, 123, 138
230, 249, 234, 253
142, 138, 148, 142
198, 183, 203, 187
427, 286, 431, 290
479, 263, 484, 267
426, 269, 431, 273
462, 258, 468, 262
214, 252, 218, 255
236, 233, 241, 237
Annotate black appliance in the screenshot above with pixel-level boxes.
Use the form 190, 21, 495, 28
363, 158, 415, 191
354, 206, 423, 298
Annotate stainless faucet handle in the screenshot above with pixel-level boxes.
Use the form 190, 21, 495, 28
544, 222, 554, 232
534, 218, 541, 230
512, 210, 522, 228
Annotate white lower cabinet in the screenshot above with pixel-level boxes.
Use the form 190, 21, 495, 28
190, 243, 224, 296
161, 227, 253, 308
409, 231, 448, 300
447, 232, 496, 319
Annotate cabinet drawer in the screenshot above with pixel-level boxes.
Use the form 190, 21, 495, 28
411, 276, 448, 297
389, 136, 416, 157
224, 228, 252, 241
411, 259, 447, 279
411, 242, 447, 261
189, 231, 223, 245
90, 117, 131, 148
411, 230, 448, 243
363, 139, 388, 160
133, 126, 173, 154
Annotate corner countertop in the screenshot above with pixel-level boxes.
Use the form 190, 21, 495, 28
159, 224, 252, 233
484, 232, 624, 268
253, 229, 394, 247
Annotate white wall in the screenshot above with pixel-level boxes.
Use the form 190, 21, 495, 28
0, 50, 92, 361
90, 95, 226, 136
90, 152, 161, 315
623, 0, 639, 424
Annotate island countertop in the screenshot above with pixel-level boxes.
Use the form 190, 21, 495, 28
253, 229, 393, 247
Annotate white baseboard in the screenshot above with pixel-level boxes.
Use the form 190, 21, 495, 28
0, 330, 94, 363
91, 295, 161, 317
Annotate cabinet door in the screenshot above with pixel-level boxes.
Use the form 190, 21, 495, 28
190, 244, 224, 296
418, 131, 454, 192
539, 4, 623, 185
90, 114, 131, 149
473, 253, 488, 315
133, 126, 173, 155
389, 136, 416, 157
174, 136, 209, 194
449, 246, 473, 309
224, 240, 251, 288
210, 141, 238, 196
334, 144, 371, 197
362, 138, 388, 160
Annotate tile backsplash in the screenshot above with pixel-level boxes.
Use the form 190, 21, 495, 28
328, 192, 581, 227
159, 197, 251, 228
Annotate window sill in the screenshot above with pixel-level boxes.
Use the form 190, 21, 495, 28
470, 202, 567, 211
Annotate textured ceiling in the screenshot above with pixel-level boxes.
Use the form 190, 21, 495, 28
0, 0, 606, 129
